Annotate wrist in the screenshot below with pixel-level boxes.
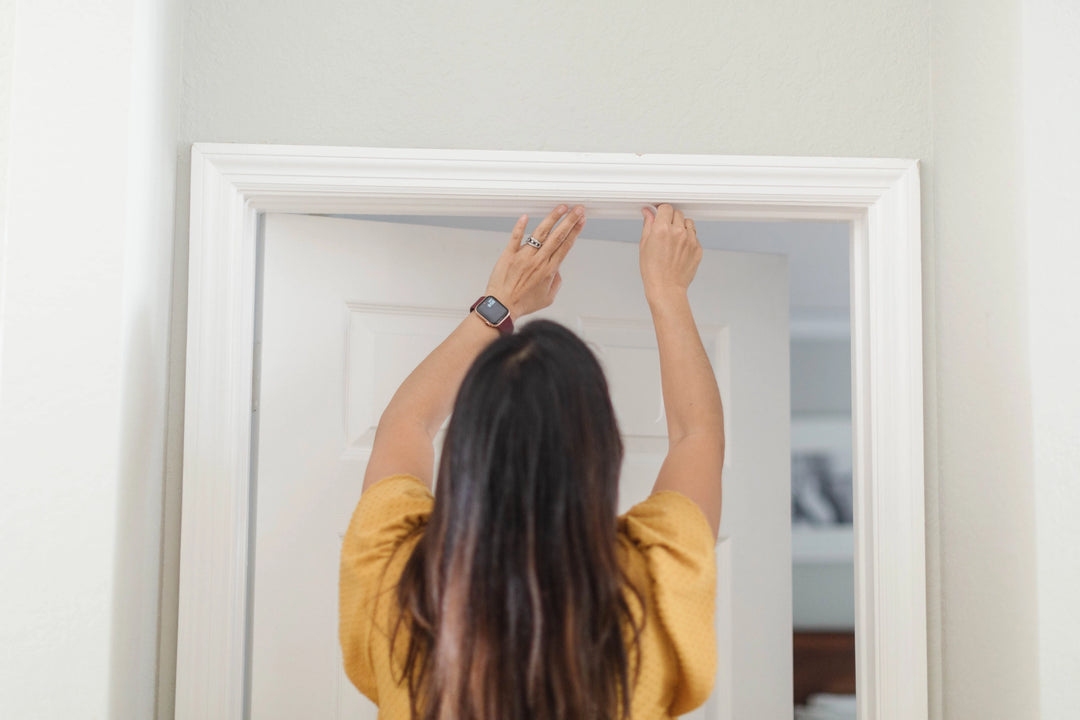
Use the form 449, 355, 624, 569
645, 286, 690, 309
469, 307, 503, 336
483, 289, 523, 320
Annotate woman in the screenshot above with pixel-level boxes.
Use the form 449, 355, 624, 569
340, 203, 724, 720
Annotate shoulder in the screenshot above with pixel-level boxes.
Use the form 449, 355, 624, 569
618, 491, 718, 716
341, 473, 434, 584
352, 474, 434, 536
339, 474, 433, 703
619, 490, 715, 558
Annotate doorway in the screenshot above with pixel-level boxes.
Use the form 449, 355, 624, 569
174, 144, 926, 720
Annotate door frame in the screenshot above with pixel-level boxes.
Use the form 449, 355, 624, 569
176, 144, 926, 720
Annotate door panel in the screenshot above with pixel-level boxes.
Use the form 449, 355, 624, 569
252, 213, 791, 719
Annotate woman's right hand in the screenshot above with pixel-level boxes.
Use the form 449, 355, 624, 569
639, 203, 703, 302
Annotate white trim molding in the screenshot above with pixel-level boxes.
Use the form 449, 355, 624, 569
177, 144, 926, 720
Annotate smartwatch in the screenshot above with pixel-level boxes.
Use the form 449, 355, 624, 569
470, 295, 514, 335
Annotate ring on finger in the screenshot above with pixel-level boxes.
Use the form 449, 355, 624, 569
525, 235, 543, 249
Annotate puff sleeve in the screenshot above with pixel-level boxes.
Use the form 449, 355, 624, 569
619, 490, 718, 716
338, 474, 434, 702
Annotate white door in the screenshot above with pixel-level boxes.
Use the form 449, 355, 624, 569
251, 212, 791, 719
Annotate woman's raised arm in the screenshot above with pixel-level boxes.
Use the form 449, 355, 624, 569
360, 204, 585, 492
639, 204, 725, 538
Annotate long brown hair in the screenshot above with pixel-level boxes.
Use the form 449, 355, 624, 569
391, 320, 645, 720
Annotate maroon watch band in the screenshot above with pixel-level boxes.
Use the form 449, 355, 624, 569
470, 295, 514, 335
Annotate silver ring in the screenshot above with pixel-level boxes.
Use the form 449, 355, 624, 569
525, 235, 543, 249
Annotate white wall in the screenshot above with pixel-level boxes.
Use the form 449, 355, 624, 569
929, 2, 1042, 717
0, 0, 183, 717
3, 0, 1077, 717
0, 0, 15, 374
1023, 2, 1080, 717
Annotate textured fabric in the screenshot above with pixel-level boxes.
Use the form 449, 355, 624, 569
339, 474, 717, 719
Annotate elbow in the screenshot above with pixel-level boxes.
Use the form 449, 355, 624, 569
377, 407, 437, 441
670, 421, 725, 452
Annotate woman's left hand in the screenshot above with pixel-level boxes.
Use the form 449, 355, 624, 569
484, 204, 586, 319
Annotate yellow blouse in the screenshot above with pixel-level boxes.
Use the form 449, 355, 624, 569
339, 474, 717, 719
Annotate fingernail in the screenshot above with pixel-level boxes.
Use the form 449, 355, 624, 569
575, 206, 585, 215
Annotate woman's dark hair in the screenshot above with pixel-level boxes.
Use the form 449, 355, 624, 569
391, 319, 645, 720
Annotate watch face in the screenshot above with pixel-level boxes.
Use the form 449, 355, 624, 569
477, 296, 509, 325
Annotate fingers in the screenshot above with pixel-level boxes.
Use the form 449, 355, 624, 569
506, 214, 528, 253
652, 203, 696, 229
655, 203, 674, 224
528, 204, 568, 245
655, 203, 693, 229
645, 203, 695, 237
640, 206, 654, 243
538, 205, 585, 260
546, 212, 585, 265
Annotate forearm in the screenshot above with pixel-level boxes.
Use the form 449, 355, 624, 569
648, 290, 725, 446
379, 311, 499, 438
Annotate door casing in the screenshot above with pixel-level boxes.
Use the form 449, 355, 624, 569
176, 145, 926, 720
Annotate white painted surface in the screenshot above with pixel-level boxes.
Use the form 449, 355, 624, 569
929, 3, 1041, 718
253, 212, 791, 718
3, 0, 1075, 718
0, 0, 182, 718
1022, 1, 1080, 716
0, 0, 14, 307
